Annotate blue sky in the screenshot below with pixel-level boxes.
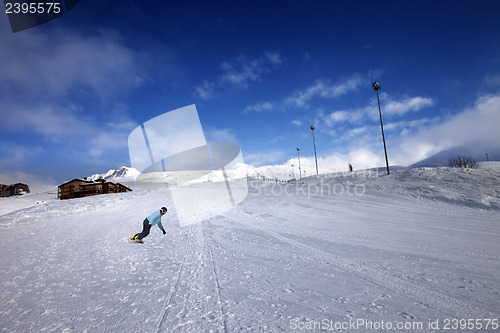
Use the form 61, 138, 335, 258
1, 1, 500, 185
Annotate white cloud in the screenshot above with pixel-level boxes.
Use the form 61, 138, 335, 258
219, 52, 283, 89
258, 93, 500, 176
483, 74, 500, 87
1, 103, 90, 140
394, 94, 500, 164
265, 51, 283, 66
195, 52, 283, 99
324, 110, 364, 126
0, 29, 144, 99
87, 121, 136, 157
284, 75, 364, 109
384, 118, 435, 134
319, 93, 434, 127
245, 74, 366, 114
244, 102, 277, 114
244, 150, 288, 167
381, 94, 434, 117
195, 80, 217, 100
344, 126, 371, 140
0, 143, 43, 168
0, 170, 56, 193
220, 59, 261, 87
0, 101, 137, 157
291, 120, 303, 126
0, 28, 142, 160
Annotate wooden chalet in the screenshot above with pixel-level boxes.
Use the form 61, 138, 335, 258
58, 178, 132, 200
0, 184, 10, 197
0, 183, 30, 197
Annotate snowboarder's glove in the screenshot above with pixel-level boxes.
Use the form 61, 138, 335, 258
162, 230, 166, 235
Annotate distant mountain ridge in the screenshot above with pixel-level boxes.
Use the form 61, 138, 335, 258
87, 166, 140, 181
86, 164, 257, 184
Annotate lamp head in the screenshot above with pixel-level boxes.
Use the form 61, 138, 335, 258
372, 81, 381, 91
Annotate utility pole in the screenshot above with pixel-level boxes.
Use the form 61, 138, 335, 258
296, 148, 302, 179
372, 81, 390, 175
310, 125, 319, 175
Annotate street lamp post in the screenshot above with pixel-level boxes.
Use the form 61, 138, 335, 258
296, 148, 302, 179
310, 125, 319, 176
291, 164, 295, 180
372, 81, 390, 175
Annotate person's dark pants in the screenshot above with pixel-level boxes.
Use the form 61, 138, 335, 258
134, 218, 151, 240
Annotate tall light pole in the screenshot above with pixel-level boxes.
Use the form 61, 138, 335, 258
310, 125, 319, 176
291, 164, 295, 180
372, 81, 390, 175
296, 147, 302, 179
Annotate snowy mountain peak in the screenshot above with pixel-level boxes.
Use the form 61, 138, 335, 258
87, 166, 140, 181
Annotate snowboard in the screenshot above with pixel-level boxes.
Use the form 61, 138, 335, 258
128, 238, 144, 244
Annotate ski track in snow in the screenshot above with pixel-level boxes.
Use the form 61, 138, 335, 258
0, 165, 499, 332
155, 224, 227, 333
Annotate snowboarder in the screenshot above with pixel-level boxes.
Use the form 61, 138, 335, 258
131, 207, 168, 242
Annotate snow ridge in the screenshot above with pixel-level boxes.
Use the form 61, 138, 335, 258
87, 166, 140, 181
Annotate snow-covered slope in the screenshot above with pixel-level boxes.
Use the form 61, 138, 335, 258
0, 164, 499, 332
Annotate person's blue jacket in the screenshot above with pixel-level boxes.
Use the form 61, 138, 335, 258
147, 210, 165, 232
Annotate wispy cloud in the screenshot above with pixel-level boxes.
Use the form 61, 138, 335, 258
395, 94, 500, 164
284, 75, 364, 109
0, 142, 43, 168
381, 94, 434, 117
243, 102, 278, 114
244, 149, 288, 167
2, 102, 88, 140
0, 170, 56, 192
87, 120, 137, 157
253, 93, 500, 177
243, 74, 366, 115
323, 110, 364, 126
195, 52, 283, 99
0, 29, 144, 99
220, 53, 282, 88
194, 80, 217, 100
319, 93, 435, 126
264, 51, 283, 66
0, 28, 142, 160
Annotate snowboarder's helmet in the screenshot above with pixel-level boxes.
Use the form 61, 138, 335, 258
161, 207, 167, 213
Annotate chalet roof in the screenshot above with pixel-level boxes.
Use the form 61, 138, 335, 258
58, 178, 131, 191
58, 178, 93, 187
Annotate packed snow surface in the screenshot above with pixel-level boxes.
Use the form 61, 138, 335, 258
0, 163, 499, 332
